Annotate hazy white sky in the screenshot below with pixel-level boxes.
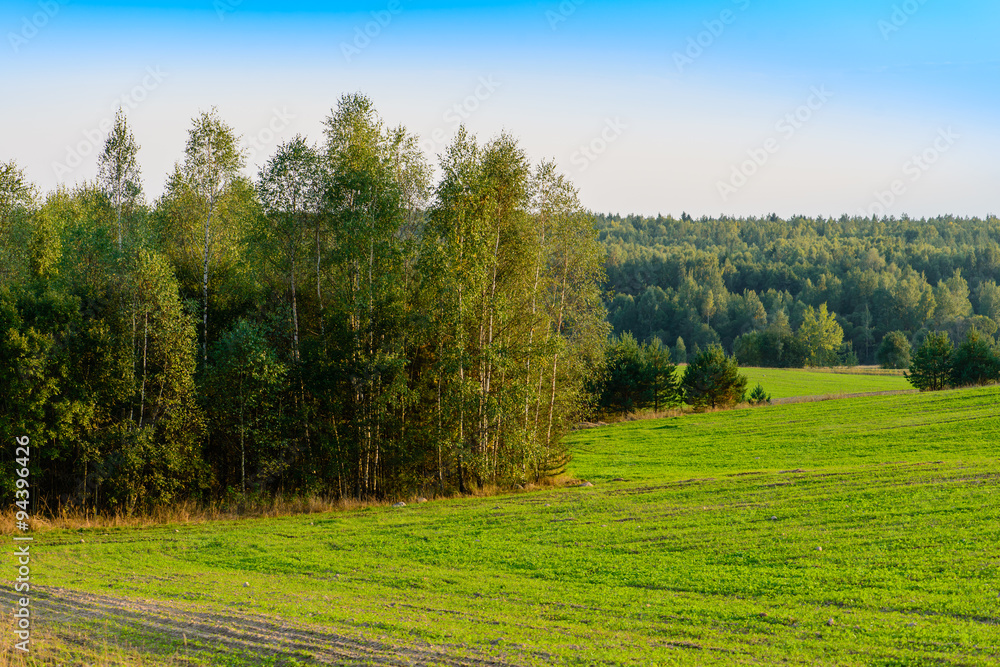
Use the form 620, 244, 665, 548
2, 0, 998, 218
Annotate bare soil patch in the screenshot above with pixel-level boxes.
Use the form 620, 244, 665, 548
1, 586, 519, 666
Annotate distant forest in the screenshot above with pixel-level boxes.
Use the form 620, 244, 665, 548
598, 213, 1000, 366
0, 95, 607, 513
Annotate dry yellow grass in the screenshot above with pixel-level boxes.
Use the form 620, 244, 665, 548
0, 493, 357, 536
0, 480, 577, 535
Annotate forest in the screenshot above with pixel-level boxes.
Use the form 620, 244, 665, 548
599, 212, 1000, 366
4, 97, 999, 515
0, 95, 607, 513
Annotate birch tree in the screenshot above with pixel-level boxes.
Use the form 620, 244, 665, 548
179, 108, 245, 362
97, 109, 142, 251
0, 161, 37, 284
257, 136, 322, 361
114, 248, 205, 511
321, 93, 413, 499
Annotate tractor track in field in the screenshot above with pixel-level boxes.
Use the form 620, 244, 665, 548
1, 586, 522, 666
769, 389, 918, 405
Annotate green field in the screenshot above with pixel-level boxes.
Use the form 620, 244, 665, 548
739, 367, 912, 400
7, 387, 1000, 665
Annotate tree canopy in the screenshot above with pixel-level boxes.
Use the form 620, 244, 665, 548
599, 213, 1000, 368
681, 345, 748, 409
0, 98, 608, 512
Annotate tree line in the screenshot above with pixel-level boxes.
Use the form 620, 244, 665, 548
904, 329, 1000, 390
0, 95, 607, 513
592, 335, 751, 416
599, 212, 1000, 367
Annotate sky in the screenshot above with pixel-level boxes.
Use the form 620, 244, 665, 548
2, 0, 998, 219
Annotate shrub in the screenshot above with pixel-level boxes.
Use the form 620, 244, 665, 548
949, 329, 1000, 387
748, 383, 771, 406
877, 331, 911, 369
905, 331, 952, 391
682, 345, 747, 409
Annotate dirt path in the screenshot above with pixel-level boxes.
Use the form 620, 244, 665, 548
770, 389, 918, 405
1, 586, 520, 666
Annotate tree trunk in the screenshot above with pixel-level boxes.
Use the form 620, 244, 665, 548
115, 196, 123, 252
547, 256, 570, 447
139, 311, 148, 428
524, 215, 546, 428
240, 376, 246, 495
290, 251, 300, 362
202, 207, 213, 363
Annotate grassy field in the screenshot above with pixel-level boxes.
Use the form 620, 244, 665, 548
740, 367, 912, 400
5, 387, 999, 665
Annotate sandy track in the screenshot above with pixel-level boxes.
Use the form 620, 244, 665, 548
1, 586, 519, 666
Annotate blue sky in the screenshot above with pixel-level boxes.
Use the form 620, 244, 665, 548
2, 0, 997, 217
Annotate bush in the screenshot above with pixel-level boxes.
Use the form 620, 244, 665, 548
597, 334, 681, 416
748, 383, 771, 406
949, 329, 1000, 387
906, 331, 953, 391
877, 331, 911, 369
839, 342, 860, 367
681, 345, 747, 409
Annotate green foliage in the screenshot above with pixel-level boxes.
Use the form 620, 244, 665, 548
933, 269, 973, 326
876, 330, 911, 369
598, 213, 1000, 367
0, 237, 204, 513
596, 335, 680, 416
114, 249, 206, 511
906, 331, 954, 391
28, 206, 62, 280
597, 333, 646, 414
97, 108, 142, 250
976, 280, 1000, 323
0, 288, 82, 460
733, 319, 810, 368
838, 341, 860, 367
681, 344, 747, 409
0, 159, 37, 233
747, 382, 771, 405
671, 335, 686, 364
949, 329, 1000, 387
204, 318, 288, 494
796, 303, 844, 366
644, 337, 681, 412
162, 107, 250, 363
0, 97, 607, 509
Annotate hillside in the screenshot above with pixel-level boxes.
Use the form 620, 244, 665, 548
597, 213, 1000, 365
10, 386, 999, 665
740, 366, 910, 400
